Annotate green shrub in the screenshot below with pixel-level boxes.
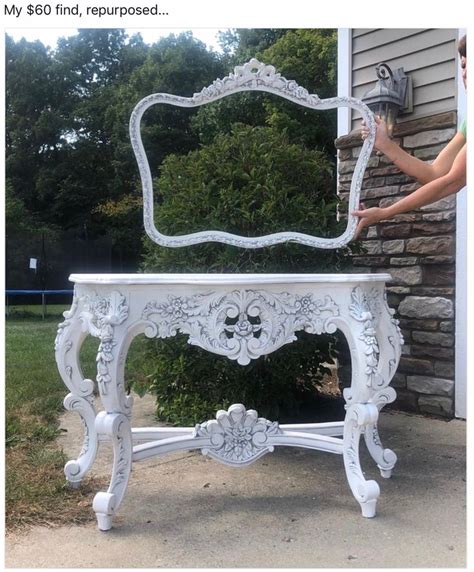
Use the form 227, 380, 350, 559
136, 333, 338, 425
137, 124, 357, 424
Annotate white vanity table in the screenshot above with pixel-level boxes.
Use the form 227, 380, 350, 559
55, 60, 403, 531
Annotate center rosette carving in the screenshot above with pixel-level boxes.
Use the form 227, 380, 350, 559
142, 289, 339, 365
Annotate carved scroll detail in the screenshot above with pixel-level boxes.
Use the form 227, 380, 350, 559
142, 289, 339, 365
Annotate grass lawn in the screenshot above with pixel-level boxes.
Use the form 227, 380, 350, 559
5, 304, 152, 531
5, 304, 342, 531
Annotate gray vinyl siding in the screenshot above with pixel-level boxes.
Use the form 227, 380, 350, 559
350, 28, 459, 130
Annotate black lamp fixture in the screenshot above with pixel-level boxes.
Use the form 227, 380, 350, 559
361, 63, 411, 137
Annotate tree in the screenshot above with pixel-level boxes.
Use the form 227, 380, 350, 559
217, 28, 289, 60
54, 28, 131, 92
6, 28, 340, 272
95, 33, 225, 258
6, 30, 150, 249
190, 29, 338, 152
6, 36, 61, 213
261, 29, 338, 152
190, 30, 290, 146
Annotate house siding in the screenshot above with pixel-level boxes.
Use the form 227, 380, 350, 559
350, 28, 459, 129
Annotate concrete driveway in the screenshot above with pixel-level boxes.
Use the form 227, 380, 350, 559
5, 394, 466, 568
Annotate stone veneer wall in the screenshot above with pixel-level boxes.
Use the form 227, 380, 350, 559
335, 111, 458, 418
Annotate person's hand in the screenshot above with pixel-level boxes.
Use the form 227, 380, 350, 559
360, 115, 390, 152
351, 204, 387, 240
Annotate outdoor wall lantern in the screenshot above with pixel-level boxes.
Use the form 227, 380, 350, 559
362, 63, 411, 136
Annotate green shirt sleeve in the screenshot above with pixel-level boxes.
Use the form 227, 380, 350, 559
459, 118, 467, 139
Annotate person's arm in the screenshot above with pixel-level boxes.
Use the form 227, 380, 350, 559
352, 144, 466, 239
362, 116, 466, 184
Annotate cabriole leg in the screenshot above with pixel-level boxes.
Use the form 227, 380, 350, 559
93, 411, 132, 531
364, 423, 397, 479
82, 290, 134, 530
63, 394, 98, 487
363, 291, 403, 478
55, 298, 98, 487
343, 403, 380, 518
364, 388, 398, 478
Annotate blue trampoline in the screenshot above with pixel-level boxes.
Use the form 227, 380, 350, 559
5, 289, 74, 318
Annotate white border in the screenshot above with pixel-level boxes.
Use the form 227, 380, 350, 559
455, 28, 467, 419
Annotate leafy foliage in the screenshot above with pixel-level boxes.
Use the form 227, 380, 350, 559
191, 29, 337, 152
6, 30, 223, 260
138, 333, 338, 426
261, 29, 338, 152
139, 123, 352, 424
6, 28, 340, 263
143, 124, 349, 273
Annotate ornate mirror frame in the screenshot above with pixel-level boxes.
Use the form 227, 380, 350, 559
130, 58, 376, 249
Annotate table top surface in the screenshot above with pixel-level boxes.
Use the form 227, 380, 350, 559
70, 273, 392, 286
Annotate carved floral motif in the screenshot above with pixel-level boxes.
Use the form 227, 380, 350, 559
142, 289, 339, 365
194, 403, 281, 465
192, 58, 319, 105
67, 396, 91, 457
80, 291, 129, 394
349, 287, 381, 387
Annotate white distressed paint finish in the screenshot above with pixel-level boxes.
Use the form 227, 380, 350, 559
130, 58, 375, 249
54, 64, 400, 531
55, 273, 403, 530
70, 272, 393, 285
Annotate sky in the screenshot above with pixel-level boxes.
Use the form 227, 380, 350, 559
6, 27, 224, 51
